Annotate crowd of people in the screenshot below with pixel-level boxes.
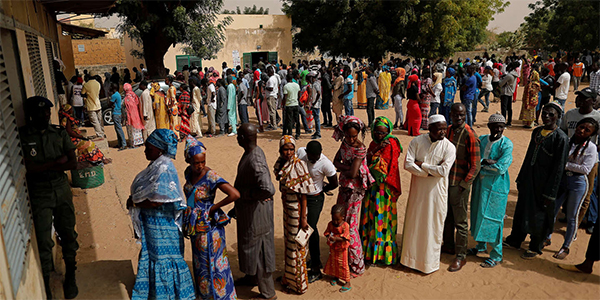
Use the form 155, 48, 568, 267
35, 52, 600, 299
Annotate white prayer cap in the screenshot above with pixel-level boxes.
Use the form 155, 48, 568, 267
488, 113, 506, 124
429, 114, 446, 125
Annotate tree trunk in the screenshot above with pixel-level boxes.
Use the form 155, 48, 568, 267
142, 35, 173, 80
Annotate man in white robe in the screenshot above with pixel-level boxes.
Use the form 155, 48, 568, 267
401, 114, 457, 274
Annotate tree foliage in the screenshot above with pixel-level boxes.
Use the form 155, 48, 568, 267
282, 0, 507, 60
109, 0, 231, 78
496, 30, 525, 52
222, 5, 269, 15
521, 0, 599, 51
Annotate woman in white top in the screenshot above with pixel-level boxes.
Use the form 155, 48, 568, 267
478, 67, 493, 112
547, 117, 599, 259
430, 73, 443, 117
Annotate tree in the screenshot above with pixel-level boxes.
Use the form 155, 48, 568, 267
222, 5, 269, 15
496, 30, 525, 52
521, 0, 599, 51
110, 0, 231, 78
282, 0, 507, 60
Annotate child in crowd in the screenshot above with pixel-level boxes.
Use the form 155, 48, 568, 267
323, 204, 352, 293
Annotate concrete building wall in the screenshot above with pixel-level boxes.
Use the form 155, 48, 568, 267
160, 14, 292, 73
58, 24, 76, 79
72, 38, 125, 66
123, 32, 146, 72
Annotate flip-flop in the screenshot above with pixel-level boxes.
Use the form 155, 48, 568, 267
480, 258, 501, 268
330, 279, 338, 286
339, 286, 352, 293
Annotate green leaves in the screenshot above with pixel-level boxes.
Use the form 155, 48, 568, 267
283, 0, 507, 60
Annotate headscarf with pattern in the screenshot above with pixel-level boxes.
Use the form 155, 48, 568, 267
146, 129, 178, 159
184, 135, 206, 160
332, 115, 366, 142
149, 82, 162, 97
371, 116, 402, 151
274, 135, 316, 194
367, 116, 403, 192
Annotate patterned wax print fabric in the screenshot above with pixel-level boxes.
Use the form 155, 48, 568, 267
131, 202, 195, 300
323, 221, 351, 282
376, 71, 391, 109
420, 78, 433, 129
151, 83, 171, 129
361, 121, 402, 265
357, 72, 367, 108
182, 169, 237, 300
178, 91, 192, 136
59, 105, 105, 165
280, 186, 309, 294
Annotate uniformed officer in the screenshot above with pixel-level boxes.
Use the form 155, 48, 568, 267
20, 96, 79, 299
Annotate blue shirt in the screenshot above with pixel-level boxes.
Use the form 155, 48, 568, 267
443, 77, 457, 105
110, 92, 122, 115
464, 75, 477, 100
343, 74, 354, 100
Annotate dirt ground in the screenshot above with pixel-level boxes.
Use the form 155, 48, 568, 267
53, 84, 600, 299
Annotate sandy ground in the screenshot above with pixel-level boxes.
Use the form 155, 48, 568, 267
51, 84, 600, 299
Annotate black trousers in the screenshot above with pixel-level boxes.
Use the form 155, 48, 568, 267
367, 97, 376, 127
500, 95, 513, 125
284, 106, 300, 136
307, 193, 325, 271
322, 95, 332, 125
587, 219, 599, 261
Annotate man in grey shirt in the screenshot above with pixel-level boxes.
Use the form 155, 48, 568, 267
234, 124, 277, 300
499, 62, 518, 126
238, 72, 250, 124
365, 67, 380, 127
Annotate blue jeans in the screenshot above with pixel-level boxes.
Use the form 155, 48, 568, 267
462, 97, 474, 127
344, 98, 354, 116
312, 107, 321, 136
298, 106, 309, 132
478, 89, 490, 109
238, 104, 249, 124
555, 98, 566, 108
441, 103, 452, 124
113, 114, 126, 148
429, 102, 440, 117
550, 174, 588, 248
74, 106, 85, 124
587, 173, 599, 224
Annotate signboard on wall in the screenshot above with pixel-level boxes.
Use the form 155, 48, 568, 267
77, 44, 85, 52
232, 50, 240, 67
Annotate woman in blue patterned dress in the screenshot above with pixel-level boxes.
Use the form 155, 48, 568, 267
182, 135, 240, 299
128, 129, 195, 300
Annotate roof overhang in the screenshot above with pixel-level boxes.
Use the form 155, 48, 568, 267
40, 0, 116, 14
59, 22, 107, 38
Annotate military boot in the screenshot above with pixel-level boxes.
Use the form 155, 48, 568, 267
63, 262, 78, 299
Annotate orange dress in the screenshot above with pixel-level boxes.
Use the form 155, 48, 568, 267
323, 221, 351, 282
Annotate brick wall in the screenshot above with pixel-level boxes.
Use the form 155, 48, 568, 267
72, 39, 125, 66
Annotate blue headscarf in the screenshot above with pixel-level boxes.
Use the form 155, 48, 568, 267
146, 129, 178, 159
184, 135, 206, 160
446, 67, 456, 76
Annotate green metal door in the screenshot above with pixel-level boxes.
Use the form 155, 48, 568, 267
243, 52, 251, 68
176, 55, 188, 72
268, 52, 278, 64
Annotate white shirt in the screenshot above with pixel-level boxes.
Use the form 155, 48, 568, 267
432, 83, 442, 104
492, 69, 500, 82
482, 74, 493, 90
72, 84, 83, 107
556, 72, 571, 99
297, 147, 336, 195
267, 75, 279, 98
141, 88, 153, 118
207, 83, 217, 109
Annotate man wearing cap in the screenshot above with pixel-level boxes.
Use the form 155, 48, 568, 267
468, 114, 513, 268
505, 102, 569, 259
442, 103, 480, 271
560, 87, 600, 233
19, 96, 79, 299
402, 114, 456, 274
81, 72, 104, 139
297, 141, 338, 282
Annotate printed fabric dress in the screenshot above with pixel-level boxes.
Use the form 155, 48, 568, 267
151, 83, 171, 130
420, 78, 433, 129
182, 169, 237, 300
323, 221, 351, 282
361, 136, 402, 265
376, 71, 391, 109
337, 141, 374, 276
178, 91, 192, 136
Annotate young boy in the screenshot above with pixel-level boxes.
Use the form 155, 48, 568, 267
469, 114, 513, 267
110, 83, 126, 150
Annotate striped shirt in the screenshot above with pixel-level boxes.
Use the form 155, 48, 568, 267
448, 124, 481, 188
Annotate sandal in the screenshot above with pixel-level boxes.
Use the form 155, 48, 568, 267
330, 279, 338, 286
480, 258, 501, 268
543, 239, 552, 248
553, 247, 570, 260
339, 285, 352, 293
521, 250, 539, 260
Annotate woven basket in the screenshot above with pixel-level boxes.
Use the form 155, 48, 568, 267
71, 165, 105, 189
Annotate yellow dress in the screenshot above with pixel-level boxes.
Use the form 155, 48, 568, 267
151, 83, 170, 129
377, 71, 391, 109
357, 72, 367, 108
167, 85, 180, 132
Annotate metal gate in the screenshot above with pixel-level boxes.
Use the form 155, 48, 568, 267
0, 35, 34, 295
